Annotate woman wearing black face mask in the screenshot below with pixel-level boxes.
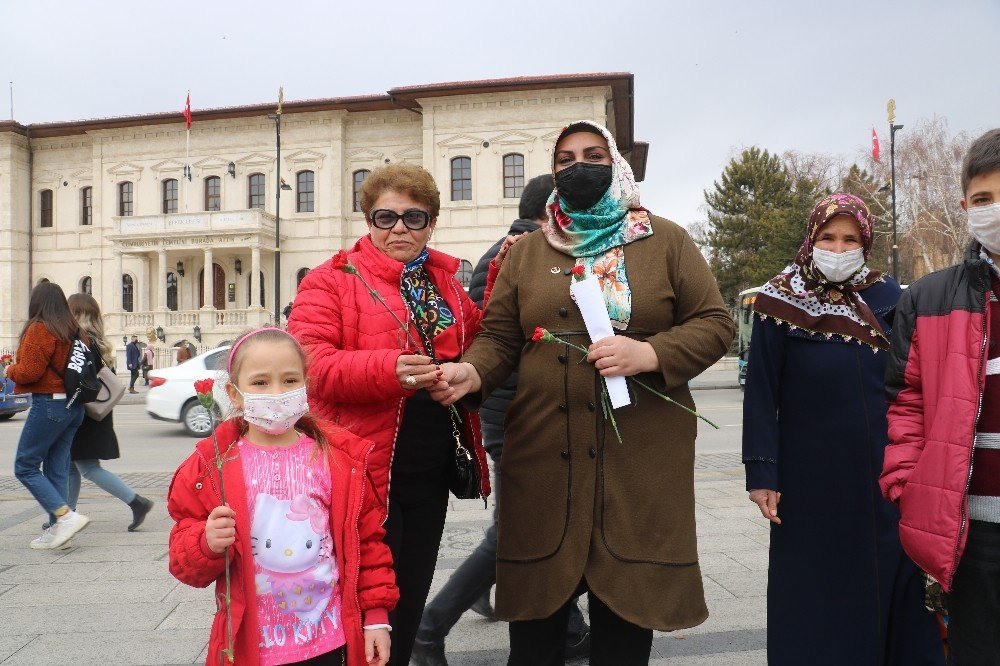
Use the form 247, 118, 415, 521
430, 121, 735, 665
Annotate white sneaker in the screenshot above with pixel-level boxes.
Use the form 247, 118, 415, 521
29, 527, 72, 550
41, 511, 90, 549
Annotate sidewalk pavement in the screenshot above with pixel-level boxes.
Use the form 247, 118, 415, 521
0, 453, 766, 665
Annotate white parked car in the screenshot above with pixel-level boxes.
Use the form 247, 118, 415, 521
146, 346, 233, 436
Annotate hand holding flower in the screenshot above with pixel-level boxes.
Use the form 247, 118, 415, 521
396, 354, 440, 391
587, 337, 659, 377
206, 505, 237, 554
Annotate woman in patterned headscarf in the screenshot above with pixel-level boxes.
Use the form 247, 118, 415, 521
432, 121, 735, 665
742, 194, 945, 665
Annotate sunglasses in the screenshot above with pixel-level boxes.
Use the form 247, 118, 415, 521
369, 208, 432, 230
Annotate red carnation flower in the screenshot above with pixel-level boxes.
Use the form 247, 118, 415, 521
531, 327, 548, 343
194, 378, 214, 395
331, 250, 357, 274
570, 265, 585, 277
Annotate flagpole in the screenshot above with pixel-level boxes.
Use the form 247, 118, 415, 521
269, 87, 284, 326
185, 127, 190, 212
887, 99, 904, 280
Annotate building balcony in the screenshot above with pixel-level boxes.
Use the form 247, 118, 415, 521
106, 307, 274, 349
110, 209, 276, 246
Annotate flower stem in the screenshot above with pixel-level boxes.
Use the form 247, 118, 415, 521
209, 418, 235, 663
629, 377, 719, 429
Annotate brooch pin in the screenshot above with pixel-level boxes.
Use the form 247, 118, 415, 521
550, 266, 561, 274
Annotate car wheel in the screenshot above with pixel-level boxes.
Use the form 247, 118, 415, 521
0, 414, 13, 421
181, 399, 216, 437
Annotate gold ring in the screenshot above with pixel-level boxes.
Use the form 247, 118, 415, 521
404, 375, 417, 387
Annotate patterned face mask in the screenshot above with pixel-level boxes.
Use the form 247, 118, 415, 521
235, 386, 308, 435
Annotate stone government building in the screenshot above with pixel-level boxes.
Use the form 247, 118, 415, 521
0, 72, 647, 353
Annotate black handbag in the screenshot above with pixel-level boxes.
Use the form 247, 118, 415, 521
406, 296, 481, 500
447, 411, 481, 500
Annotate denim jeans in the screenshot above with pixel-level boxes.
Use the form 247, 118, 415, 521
67, 459, 137, 510
14, 395, 85, 520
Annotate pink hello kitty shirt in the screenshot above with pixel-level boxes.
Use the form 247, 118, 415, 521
240, 434, 346, 666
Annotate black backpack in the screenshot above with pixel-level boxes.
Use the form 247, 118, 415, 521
51, 334, 102, 409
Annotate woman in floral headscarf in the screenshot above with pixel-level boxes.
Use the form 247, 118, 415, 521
742, 194, 945, 665
432, 121, 734, 665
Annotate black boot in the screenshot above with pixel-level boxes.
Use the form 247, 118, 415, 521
128, 495, 154, 532
411, 640, 448, 666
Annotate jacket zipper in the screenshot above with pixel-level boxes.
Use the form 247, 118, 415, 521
352, 442, 376, 628
949, 292, 988, 587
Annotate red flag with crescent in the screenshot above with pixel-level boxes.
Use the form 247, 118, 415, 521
184, 92, 192, 130
872, 127, 880, 162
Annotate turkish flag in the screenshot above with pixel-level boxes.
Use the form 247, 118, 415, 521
183, 92, 192, 130
872, 127, 880, 162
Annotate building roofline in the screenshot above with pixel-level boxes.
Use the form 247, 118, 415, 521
1, 72, 636, 147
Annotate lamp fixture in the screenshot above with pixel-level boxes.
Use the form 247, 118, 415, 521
193, 325, 202, 343
176, 261, 185, 277
234, 258, 242, 275
280, 179, 292, 191
227, 161, 236, 179
122, 335, 127, 344
155, 326, 165, 342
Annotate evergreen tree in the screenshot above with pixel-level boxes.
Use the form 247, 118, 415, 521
703, 147, 798, 302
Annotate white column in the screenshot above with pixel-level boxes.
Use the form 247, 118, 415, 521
250, 246, 261, 309
113, 251, 123, 311
202, 247, 214, 309
157, 250, 167, 310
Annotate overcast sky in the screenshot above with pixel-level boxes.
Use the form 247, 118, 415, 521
2, 0, 998, 228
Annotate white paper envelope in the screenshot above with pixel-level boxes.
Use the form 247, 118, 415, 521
569, 276, 631, 409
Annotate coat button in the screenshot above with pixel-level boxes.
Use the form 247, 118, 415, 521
588, 448, 597, 459
587, 401, 596, 412
563, 268, 572, 275
560, 451, 570, 460
557, 354, 567, 364
558, 404, 567, 412
558, 308, 568, 317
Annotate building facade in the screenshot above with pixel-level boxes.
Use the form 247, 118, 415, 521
0, 73, 646, 352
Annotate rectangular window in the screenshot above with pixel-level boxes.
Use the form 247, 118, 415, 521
503, 154, 525, 199
297, 171, 315, 213
248, 174, 265, 209
162, 179, 179, 214
81, 187, 93, 225
451, 157, 472, 201
205, 176, 221, 211
119, 182, 134, 216
40, 189, 53, 227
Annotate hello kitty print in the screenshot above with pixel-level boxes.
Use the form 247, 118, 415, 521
240, 435, 346, 665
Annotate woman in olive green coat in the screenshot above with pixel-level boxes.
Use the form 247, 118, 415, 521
432, 120, 734, 666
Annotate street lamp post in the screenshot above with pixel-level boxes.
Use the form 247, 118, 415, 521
268, 88, 284, 326
888, 99, 904, 280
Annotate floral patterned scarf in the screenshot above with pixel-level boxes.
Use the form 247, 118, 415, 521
400, 249, 455, 352
540, 120, 652, 330
753, 193, 888, 350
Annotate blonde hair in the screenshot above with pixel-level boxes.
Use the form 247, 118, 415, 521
67, 293, 115, 368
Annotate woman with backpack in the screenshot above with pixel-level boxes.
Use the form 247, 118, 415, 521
66, 294, 154, 531
3, 282, 90, 550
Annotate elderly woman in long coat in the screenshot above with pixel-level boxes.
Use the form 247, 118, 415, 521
433, 120, 734, 666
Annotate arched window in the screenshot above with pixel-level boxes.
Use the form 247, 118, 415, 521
248, 173, 265, 209
166, 272, 178, 311
296, 267, 310, 288
39, 189, 53, 227
204, 176, 221, 211
80, 187, 93, 225
503, 153, 525, 199
352, 170, 370, 213
118, 181, 134, 216
162, 178, 179, 214
451, 157, 472, 201
457, 259, 474, 289
79, 276, 92, 295
296, 170, 314, 213
122, 274, 134, 312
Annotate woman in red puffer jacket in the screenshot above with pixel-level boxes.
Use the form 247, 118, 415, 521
288, 164, 495, 666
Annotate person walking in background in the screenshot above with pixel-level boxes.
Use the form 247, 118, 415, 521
413, 174, 590, 666
4, 282, 89, 550
125, 335, 140, 393
743, 194, 944, 665
66, 294, 154, 532
175, 340, 192, 365
141, 338, 154, 386
880, 128, 1000, 665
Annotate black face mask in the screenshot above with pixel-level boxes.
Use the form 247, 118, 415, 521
554, 163, 613, 212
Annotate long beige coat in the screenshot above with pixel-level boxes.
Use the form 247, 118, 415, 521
461, 214, 735, 630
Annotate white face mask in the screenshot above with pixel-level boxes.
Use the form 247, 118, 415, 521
968, 202, 1000, 254
812, 247, 866, 283
235, 386, 308, 435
